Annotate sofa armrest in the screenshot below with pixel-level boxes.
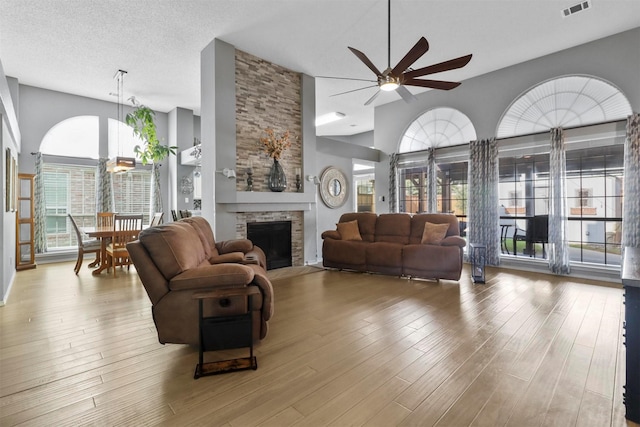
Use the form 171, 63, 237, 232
321, 230, 341, 240
127, 240, 170, 305
169, 263, 255, 292
441, 235, 467, 248
209, 252, 245, 264
216, 239, 253, 254
245, 264, 275, 321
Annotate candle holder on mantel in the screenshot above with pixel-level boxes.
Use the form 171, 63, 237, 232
295, 168, 302, 192
295, 174, 302, 192
246, 168, 253, 192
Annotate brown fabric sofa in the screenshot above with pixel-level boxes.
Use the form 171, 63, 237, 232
127, 216, 274, 347
321, 212, 466, 280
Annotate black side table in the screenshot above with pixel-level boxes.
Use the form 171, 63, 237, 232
622, 247, 640, 423
192, 286, 260, 378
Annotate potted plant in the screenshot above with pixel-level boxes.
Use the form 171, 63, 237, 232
125, 97, 177, 165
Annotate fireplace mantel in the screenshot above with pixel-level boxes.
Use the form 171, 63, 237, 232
217, 191, 315, 213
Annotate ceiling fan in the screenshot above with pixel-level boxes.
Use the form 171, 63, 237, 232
324, 0, 473, 106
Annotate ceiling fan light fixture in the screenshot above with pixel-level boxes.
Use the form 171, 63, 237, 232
379, 75, 400, 91
380, 81, 399, 92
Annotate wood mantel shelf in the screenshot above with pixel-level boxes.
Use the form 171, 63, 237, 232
217, 191, 315, 213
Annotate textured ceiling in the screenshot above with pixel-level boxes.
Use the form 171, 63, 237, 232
1, 0, 638, 137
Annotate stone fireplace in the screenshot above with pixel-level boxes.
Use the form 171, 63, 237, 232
247, 221, 292, 270
236, 211, 304, 267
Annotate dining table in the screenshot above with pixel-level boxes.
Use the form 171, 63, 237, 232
82, 224, 147, 275
82, 225, 116, 275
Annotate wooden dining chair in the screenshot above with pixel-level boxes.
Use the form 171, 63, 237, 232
150, 212, 164, 227
106, 214, 143, 277
171, 210, 178, 221
68, 214, 101, 275
96, 212, 116, 228
179, 209, 192, 219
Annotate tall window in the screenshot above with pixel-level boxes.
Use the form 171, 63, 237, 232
566, 145, 623, 265
499, 154, 550, 218
398, 165, 429, 213
112, 170, 152, 222
498, 154, 550, 258
43, 164, 96, 249
438, 161, 468, 220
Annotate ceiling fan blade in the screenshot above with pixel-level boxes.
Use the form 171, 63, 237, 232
396, 85, 417, 103
330, 85, 379, 97
404, 79, 461, 90
316, 76, 377, 83
403, 54, 472, 80
391, 37, 429, 77
348, 46, 383, 76
364, 90, 381, 106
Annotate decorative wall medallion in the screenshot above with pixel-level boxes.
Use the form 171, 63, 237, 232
319, 166, 348, 208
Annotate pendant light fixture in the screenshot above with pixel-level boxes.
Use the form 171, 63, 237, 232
107, 69, 136, 173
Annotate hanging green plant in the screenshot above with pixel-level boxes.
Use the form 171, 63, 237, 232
125, 99, 177, 165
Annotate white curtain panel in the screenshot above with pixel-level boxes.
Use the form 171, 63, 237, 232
467, 139, 500, 266
548, 128, 571, 274
426, 148, 437, 213
34, 152, 47, 253
389, 153, 399, 213
622, 113, 640, 248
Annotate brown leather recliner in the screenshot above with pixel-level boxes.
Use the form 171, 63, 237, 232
127, 216, 274, 347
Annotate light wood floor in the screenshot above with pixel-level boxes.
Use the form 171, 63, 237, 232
0, 261, 635, 426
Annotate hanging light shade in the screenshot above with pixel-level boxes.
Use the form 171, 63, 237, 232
107, 156, 136, 173
109, 69, 135, 173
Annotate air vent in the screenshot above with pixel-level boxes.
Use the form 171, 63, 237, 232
562, 1, 591, 18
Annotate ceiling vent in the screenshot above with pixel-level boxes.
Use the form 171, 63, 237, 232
562, 1, 591, 18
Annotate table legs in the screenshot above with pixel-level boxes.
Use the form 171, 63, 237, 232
92, 238, 110, 275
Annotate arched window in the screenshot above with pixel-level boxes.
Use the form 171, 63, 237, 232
397, 108, 475, 231
497, 75, 632, 138
497, 75, 631, 266
399, 107, 477, 153
40, 115, 99, 159
38, 116, 151, 251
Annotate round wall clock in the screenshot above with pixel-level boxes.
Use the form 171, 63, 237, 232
319, 166, 348, 208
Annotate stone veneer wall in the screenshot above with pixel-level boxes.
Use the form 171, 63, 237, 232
235, 49, 302, 193
236, 211, 304, 267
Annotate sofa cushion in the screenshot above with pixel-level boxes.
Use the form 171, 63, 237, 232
339, 213, 377, 242
403, 244, 463, 280
337, 220, 362, 241
375, 213, 411, 244
409, 214, 460, 244
322, 238, 367, 269
366, 242, 404, 275
139, 222, 207, 280
421, 222, 450, 244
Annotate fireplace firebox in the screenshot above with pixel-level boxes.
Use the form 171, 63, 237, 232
247, 221, 292, 270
